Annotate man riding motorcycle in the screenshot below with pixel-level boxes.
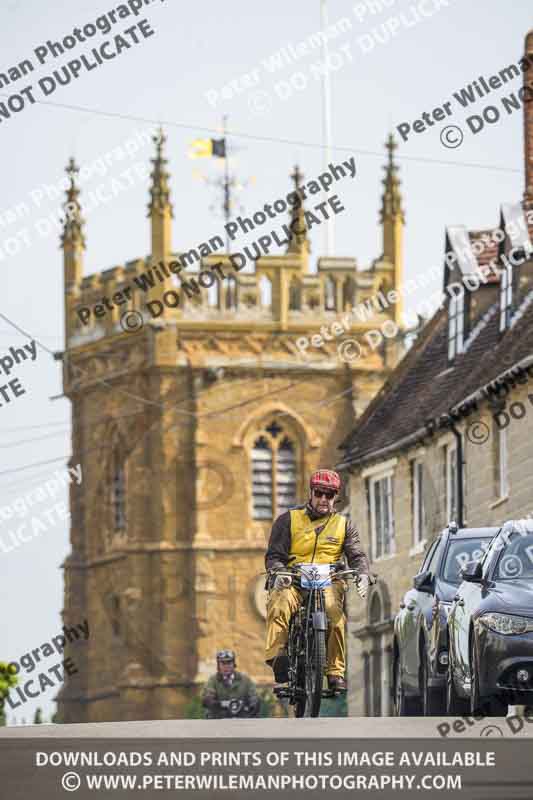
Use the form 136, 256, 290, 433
202, 650, 260, 719
265, 469, 371, 693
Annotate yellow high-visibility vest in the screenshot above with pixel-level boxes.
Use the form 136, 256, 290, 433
288, 509, 346, 565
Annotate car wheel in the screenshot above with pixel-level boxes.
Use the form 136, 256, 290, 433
394, 658, 422, 716
470, 637, 505, 716
446, 660, 469, 715
421, 650, 446, 716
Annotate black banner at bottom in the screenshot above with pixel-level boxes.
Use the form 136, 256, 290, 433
0, 738, 532, 799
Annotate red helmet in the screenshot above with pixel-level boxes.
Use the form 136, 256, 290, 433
310, 469, 341, 492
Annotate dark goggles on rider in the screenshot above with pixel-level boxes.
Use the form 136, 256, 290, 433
217, 650, 235, 661
312, 488, 336, 499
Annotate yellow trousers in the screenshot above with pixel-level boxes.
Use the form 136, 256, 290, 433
265, 582, 346, 677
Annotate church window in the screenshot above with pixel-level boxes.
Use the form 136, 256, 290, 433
289, 278, 302, 310
342, 277, 355, 310
225, 275, 237, 309
112, 454, 127, 532
325, 276, 337, 310
251, 423, 298, 520
259, 275, 272, 307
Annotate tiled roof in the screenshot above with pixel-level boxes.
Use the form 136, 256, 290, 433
468, 230, 500, 275
338, 288, 533, 467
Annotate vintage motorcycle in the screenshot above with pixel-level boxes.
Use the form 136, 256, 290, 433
269, 563, 367, 718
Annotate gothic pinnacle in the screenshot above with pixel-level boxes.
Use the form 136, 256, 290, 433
148, 127, 173, 218
61, 157, 86, 249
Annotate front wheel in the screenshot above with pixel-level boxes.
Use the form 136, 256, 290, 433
421, 651, 446, 716
446, 662, 469, 715
394, 658, 422, 716
306, 628, 326, 718
470, 637, 508, 717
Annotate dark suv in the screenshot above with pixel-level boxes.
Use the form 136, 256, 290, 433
392, 524, 498, 715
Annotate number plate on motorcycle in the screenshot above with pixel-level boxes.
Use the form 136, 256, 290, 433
298, 563, 332, 589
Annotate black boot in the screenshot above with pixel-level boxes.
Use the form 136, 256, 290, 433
266, 654, 289, 684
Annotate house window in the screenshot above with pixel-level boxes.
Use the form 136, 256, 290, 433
444, 444, 457, 523
112, 456, 127, 532
325, 276, 337, 311
499, 263, 513, 332
411, 460, 426, 548
369, 474, 394, 559
448, 291, 464, 360
251, 423, 297, 520
493, 422, 509, 498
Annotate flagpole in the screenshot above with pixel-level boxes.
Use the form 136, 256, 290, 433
223, 114, 230, 254
320, 0, 334, 256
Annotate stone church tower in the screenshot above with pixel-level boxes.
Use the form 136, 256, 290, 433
56, 131, 405, 722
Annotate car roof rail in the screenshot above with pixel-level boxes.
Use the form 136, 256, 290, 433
448, 521, 459, 535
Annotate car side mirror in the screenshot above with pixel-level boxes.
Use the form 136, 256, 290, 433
413, 570, 433, 592
460, 560, 483, 583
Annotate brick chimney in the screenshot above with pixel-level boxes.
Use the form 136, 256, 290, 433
524, 29, 533, 239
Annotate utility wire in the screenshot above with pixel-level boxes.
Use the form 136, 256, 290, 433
1, 95, 521, 175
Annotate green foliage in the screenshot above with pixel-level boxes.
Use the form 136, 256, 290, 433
319, 691, 348, 717
0, 661, 18, 726
33, 708, 43, 724
182, 692, 205, 719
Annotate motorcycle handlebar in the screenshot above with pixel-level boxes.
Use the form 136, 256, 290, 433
266, 568, 378, 583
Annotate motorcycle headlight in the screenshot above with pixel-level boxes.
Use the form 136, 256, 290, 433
479, 613, 533, 635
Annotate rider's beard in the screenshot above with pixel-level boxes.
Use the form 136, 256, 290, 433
221, 672, 234, 687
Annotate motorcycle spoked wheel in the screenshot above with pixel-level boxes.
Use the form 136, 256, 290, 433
290, 622, 307, 718
304, 627, 326, 718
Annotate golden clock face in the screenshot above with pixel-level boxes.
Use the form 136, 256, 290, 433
253, 575, 267, 620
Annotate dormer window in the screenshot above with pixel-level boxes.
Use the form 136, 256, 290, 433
499, 262, 513, 332
448, 291, 464, 360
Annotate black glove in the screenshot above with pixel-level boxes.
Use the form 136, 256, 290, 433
202, 694, 219, 710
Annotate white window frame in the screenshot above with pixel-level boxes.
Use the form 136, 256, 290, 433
445, 443, 458, 523
369, 471, 395, 561
411, 459, 427, 551
494, 422, 509, 499
499, 263, 513, 332
448, 292, 465, 360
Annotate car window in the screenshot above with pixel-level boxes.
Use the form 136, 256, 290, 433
493, 531, 533, 580
441, 537, 492, 584
419, 538, 439, 573
424, 537, 442, 577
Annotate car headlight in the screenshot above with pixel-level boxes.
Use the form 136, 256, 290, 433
439, 601, 453, 617
478, 613, 533, 635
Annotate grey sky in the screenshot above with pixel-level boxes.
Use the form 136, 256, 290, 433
0, 0, 531, 722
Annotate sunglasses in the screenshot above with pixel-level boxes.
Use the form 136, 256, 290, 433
312, 488, 336, 499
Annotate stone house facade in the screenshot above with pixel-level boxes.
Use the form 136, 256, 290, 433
340, 28, 533, 717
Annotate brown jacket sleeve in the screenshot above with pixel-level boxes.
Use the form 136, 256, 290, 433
343, 518, 371, 575
265, 511, 291, 572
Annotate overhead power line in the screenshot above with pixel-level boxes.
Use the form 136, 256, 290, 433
0, 94, 521, 175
